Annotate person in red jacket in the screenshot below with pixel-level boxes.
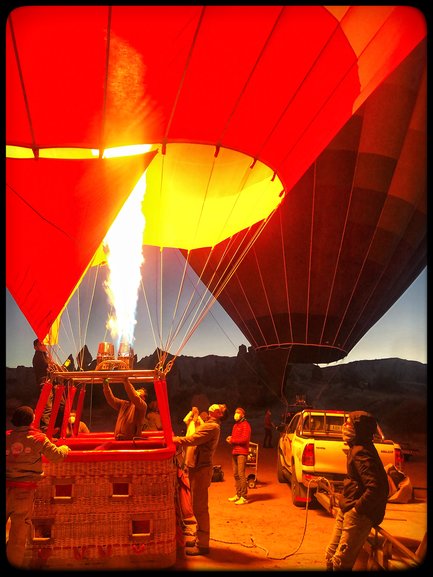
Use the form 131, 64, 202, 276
226, 407, 252, 505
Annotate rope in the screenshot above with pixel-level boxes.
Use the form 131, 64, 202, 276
210, 479, 317, 561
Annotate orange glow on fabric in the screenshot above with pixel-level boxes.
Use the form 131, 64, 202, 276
154, 378, 173, 447
33, 381, 52, 428
74, 387, 86, 436
60, 385, 77, 438
46, 384, 65, 440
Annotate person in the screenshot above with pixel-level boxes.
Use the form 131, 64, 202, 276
6, 406, 70, 568
65, 410, 90, 437
263, 408, 274, 448
32, 338, 52, 385
325, 411, 389, 571
199, 410, 209, 423
146, 401, 163, 431
182, 406, 205, 469
102, 377, 148, 440
173, 403, 228, 556
226, 407, 251, 505
32, 338, 64, 431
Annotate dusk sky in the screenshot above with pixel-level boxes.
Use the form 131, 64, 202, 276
6, 267, 427, 369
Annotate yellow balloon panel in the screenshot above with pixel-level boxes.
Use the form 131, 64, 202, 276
92, 143, 283, 265
143, 143, 283, 250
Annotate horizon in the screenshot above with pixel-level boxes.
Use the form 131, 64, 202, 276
6, 268, 427, 369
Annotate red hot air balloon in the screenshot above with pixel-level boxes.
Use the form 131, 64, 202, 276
6, 6, 426, 369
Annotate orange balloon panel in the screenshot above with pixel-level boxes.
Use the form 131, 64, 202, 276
6, 6, 426, 345
7, 5, 425, 194
185, 41, 426, 369
6, 153, 156, 341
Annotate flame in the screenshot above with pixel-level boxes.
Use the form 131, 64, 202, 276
103, 148, 151, 349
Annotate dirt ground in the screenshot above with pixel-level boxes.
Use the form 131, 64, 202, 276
170, 434, 427, 572
6, 414, 426, 572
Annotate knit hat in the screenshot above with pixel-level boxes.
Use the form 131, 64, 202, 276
235, 407, 245, 417
11, 406, 34, 427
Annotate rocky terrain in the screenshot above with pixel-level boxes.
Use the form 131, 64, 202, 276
6, 347, 426, 446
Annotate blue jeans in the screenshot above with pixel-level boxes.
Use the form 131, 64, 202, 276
232, 454, 247, 498
326, 508, 373, 570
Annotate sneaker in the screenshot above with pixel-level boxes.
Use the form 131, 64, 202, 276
228, 495, 240, 502
185, 539, 196, 547
185, 546, 210, 556
235, 496, 248, 505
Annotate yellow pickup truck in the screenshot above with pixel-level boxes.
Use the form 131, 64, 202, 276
277, 409, 404, 507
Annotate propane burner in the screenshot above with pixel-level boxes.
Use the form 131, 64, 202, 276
117, 342, 134, 369
96, 342, 115, 367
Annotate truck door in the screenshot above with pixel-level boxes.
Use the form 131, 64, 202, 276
281, 413, 299, 468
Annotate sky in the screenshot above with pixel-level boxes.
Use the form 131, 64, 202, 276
5, 266, 427, 369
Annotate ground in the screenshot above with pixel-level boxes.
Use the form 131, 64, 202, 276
170, 432, 427, 571
7, 411, 426, 572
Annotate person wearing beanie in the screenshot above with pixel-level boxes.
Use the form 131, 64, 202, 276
6, 406, 70, 568
173, 403, 227, 556
325, 411, 389, 571
226, 407, 251, 505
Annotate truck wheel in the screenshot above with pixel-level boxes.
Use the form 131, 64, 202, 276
277, 453, 288, 483
291, 472, 308, 507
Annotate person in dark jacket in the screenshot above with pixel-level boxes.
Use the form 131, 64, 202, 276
325, 410, 389, 571
263, 408, 274, 448
173, 403, 227, 556
32, 338, 65, 432
226, 407, 251, 505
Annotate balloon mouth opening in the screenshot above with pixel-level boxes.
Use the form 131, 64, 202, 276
255, 343, 348, 364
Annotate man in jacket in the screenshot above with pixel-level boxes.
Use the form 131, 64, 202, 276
325, 410, 389, 571
226, 407, 251, 505
173, 403, 227, 556
6, 406, 70, 568
103, 377, 148, 440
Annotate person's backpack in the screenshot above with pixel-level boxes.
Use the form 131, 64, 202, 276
212, 464, 224, 482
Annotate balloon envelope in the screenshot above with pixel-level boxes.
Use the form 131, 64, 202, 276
6, 6, 427, 352
185, 40, 426, 381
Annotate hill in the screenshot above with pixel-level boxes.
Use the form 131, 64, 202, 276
6, 348, 426, 442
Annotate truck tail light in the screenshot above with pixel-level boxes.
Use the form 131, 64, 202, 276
395, 447, 404, 469
302, 443, 315, 466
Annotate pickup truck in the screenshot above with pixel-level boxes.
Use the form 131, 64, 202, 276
277, 409, 404, 507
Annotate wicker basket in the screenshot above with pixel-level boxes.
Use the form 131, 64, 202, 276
26, 450, 177, 570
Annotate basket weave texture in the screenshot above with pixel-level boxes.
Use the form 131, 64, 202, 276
27, 455, 177, 569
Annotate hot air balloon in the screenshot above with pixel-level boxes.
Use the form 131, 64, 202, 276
5, 7, 427, 570
185, 39, 427, 394
6, 5, 426, 370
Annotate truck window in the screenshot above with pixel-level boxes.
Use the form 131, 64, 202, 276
325, 415, 344, 433
303, 415, 324, 432
286, 414, 299, 434
310, 416, 324, 431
